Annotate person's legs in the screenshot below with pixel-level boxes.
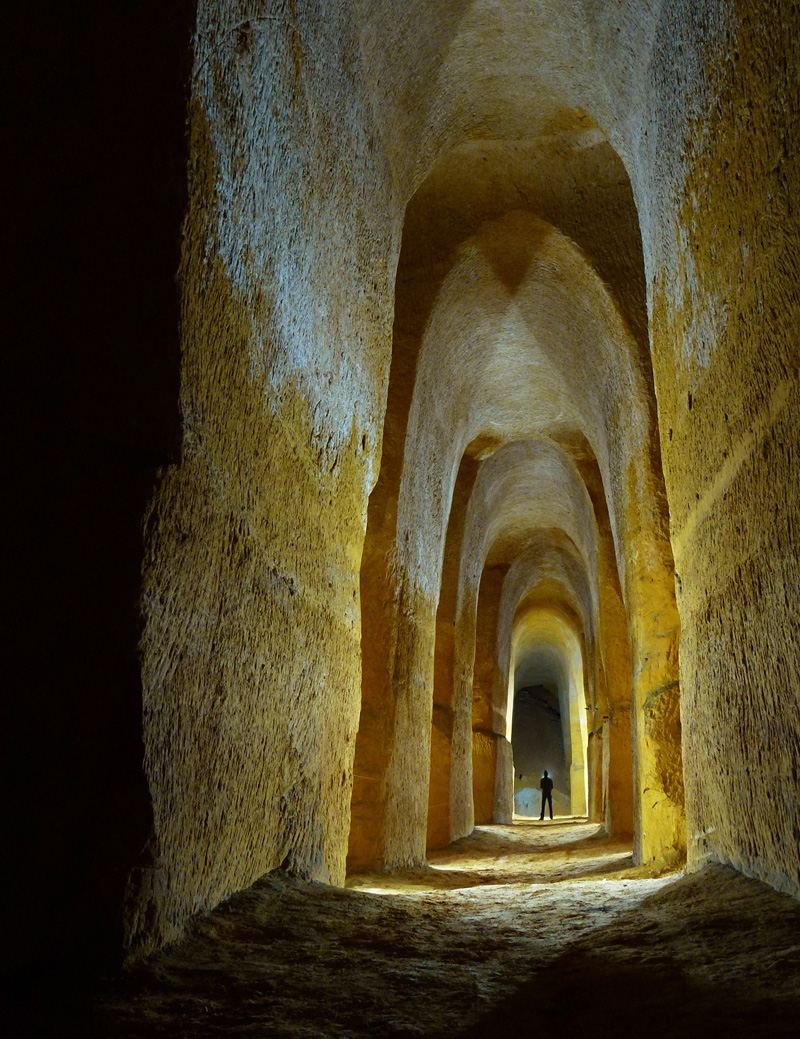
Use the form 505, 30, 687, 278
547, 793, 553, 819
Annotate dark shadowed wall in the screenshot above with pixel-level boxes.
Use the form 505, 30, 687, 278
5, 2, 196, 1011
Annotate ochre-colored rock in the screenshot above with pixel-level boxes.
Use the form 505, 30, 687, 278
112, 0, 798, 962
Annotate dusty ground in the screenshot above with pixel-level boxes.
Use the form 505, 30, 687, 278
92, 821, 800, 1037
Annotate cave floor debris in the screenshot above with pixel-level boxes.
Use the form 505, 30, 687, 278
95, 820, 800, 1037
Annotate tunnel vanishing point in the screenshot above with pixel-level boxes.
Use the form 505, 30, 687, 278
6, 0, 799, 987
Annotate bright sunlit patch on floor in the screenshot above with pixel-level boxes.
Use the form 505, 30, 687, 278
346, 820, 667, 899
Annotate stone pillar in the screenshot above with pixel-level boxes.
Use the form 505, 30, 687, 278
427, 455, 480, 850
607, 705, 634, 836
135, 1, 398, 955
472, 732, 497, 825
494, 736, 514, 823
471, 566, 508, 824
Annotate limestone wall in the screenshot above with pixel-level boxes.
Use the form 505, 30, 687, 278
130, 0, 400, 955
643, 0, 800, 891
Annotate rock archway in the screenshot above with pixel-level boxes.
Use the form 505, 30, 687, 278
349, 131, 683, 876
8, 6, 800, 1030
109, 1, 800, 960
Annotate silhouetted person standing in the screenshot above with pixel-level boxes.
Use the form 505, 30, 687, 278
539, 770, 554, 820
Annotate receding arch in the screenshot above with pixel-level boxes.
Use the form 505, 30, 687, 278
118, 2, 798, 963
512, 612, 589, 819
496, 540, 599, 823
350, 189, 682, 870
140, 5, 688, 948
444, 440, 600, 840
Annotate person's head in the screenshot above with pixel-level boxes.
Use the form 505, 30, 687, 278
543, 770, 548, 777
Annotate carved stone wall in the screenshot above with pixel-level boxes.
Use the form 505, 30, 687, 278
125, 0, 798, 959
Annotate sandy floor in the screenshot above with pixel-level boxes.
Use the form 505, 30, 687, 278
93, 821, 800, 1037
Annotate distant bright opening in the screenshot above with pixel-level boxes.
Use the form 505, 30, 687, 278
511, 633, 588, 820
512, 683, 568, 817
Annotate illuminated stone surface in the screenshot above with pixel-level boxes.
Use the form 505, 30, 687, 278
123, 0, 798, 964
9, 5, 798, 1034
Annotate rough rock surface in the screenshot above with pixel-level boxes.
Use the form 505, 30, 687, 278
8, 0, 799, 1011
126, 0, 797, 962
646, 1, 800, 897
96, 823, 800, 1037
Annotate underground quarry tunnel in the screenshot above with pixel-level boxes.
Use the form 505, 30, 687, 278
6, 1, 800, 1036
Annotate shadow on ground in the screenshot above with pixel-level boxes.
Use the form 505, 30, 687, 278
90, 825, 800, 1039
465, 949, 800, 1039
465, 863, 800, 1038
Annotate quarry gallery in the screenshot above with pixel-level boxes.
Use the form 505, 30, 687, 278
7, 0, 799, 1034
